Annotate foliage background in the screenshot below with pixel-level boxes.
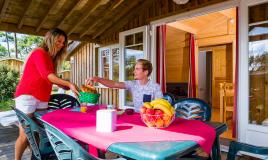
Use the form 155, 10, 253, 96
0, 65, 19, 111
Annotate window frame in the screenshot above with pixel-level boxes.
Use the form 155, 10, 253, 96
98, 44, 120, 86
119, 25, 150, 109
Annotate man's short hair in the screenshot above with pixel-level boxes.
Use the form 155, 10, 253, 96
137, 59, 152, 77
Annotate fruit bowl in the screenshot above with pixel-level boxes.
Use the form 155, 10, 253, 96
140, 99, 176, 128
140, 111, 175, 128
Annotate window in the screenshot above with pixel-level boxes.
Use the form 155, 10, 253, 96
248, 2, 268, 125
98, 45, 120, 81
119, 26, 149, 108
124, 33, 144, 106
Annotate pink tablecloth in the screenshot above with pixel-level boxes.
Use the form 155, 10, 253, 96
42, 105, 216, 154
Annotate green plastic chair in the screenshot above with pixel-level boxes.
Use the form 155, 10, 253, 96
227, 141, 268, 160
12, 106, 55, 160
163, 92, 175, 105
41, 119, 126, 160
174, 98, 211, 121
48, 94, 80, 110
174, 99, 225, 160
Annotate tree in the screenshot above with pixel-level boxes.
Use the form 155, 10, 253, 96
0, 44, 7, 57
0, 65, 19, 101
17, 35, 43, 59
5, 32, 10, 57
0, 32, 14, 58
14, 33, 18, 58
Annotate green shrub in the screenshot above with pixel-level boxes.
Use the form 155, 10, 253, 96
0, 65, 19, 101
0, 99, 14, 111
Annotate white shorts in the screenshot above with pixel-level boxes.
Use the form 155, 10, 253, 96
15, 95, 48, 114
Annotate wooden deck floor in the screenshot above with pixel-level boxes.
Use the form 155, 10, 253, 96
0, 125, 30, 160
0, 124, 261, 160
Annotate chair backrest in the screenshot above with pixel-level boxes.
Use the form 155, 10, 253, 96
224, 83, 234, 105
41, 119, 98, 160
48, 94, 80, 110
12, 107, 53, 160
227, 141, 268, 160
174, 98, 211, 121
163, 93, 175, 105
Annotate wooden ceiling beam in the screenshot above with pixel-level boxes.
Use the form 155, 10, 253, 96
0, 22, 99, 42
96, 0, 154, 39
57, 0, 83, 28
67, 0, 109, 36
0, 0, 9, 23
36, 0, 59, 32
17, 0, 33, 29
79, 0, 124, 38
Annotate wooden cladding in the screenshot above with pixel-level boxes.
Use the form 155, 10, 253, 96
96, 87, 119, 107
166, 26, 189, 83
100, 0, 228, 44
249, 2, 268, 24
0, 0, 227, 43
70, 43, 95, 87
70, 43, 119, 106
0, 59, 24, 73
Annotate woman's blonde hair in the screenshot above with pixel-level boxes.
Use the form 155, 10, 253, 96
39, 28, 68, 70
137, 59, 153, 77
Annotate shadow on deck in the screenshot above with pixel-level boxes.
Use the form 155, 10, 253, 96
0, 124, 31, 160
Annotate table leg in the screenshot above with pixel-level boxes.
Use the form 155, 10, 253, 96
211, 136, 221, 160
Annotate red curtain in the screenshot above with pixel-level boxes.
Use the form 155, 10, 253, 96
188, 33, 196, 98
232, 7, 239, 138
156, 25, 167, 93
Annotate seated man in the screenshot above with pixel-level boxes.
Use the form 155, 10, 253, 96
86, 59, 163, 111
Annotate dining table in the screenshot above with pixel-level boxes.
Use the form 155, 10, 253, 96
36, 105, 227, 160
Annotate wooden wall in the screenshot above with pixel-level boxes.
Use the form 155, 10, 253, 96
96, 87, 119, 107
0, 59, 24, 73
166, 26, 189, 83
70, 43, 119, 105
100, 0, 228, 44
58, 70, 70, 81
70, 43, 96, 87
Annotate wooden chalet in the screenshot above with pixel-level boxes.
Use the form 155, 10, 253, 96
1, 0, 268, 156
0, 58, 23, 73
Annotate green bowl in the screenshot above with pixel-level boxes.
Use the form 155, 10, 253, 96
79, 92, 100, 104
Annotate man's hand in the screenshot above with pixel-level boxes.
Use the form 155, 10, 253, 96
85, 76, 100, 86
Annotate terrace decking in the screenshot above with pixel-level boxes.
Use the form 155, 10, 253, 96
0, 124, 30, 160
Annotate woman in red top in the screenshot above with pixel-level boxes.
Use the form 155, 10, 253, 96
14, 28, 79, 160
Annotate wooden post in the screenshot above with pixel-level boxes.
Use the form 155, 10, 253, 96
219, 82, 224, 122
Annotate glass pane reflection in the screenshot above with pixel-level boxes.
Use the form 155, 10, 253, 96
124, 45, 144, 106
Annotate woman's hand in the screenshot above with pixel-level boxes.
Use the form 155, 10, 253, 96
85, 76, 100, 85
68, 83, 80, 97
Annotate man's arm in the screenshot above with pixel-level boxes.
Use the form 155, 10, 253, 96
86, 76, 126, 89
